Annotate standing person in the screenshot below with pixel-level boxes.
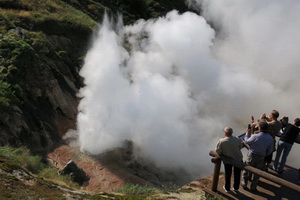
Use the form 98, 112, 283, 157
216, 127, 243, 193
260, 110, 282, 170
272, 118, 300, 173
242, 121, 273, 192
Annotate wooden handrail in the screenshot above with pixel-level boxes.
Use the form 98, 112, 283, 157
209, 150, 300, 193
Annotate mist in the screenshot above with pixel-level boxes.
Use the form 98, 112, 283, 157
75, 0, 300, 179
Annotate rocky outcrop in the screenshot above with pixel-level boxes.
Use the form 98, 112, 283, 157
0, 27, 84, 155
60, 160, 89, 185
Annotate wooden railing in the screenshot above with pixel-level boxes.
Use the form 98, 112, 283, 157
209, 150, 300, 193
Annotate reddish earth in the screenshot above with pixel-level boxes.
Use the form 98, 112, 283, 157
47, 145, 151, 192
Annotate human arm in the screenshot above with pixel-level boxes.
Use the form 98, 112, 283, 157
244, 127, 252, 141
215, 140, 223, 156
244, 132, 258, 145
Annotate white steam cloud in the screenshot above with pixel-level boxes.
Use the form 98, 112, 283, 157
76, 0, 300, 179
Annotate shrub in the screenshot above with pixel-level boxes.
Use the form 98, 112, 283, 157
0, 146, 45, 173
0, 146, 77, 187
39, 167, 77, 187
0, 80, 18, 107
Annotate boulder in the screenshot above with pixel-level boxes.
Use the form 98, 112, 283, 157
60, 160, 89, 185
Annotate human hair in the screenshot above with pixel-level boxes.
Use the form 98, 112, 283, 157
271, 110, 279, 119
294, 118, 300, 126
224, 126, 233, 135
281, 116, 289, 125
258, 121, 268, 132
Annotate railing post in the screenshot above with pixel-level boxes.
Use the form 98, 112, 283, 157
209, 150, 300, 193
211, 157, 221, 192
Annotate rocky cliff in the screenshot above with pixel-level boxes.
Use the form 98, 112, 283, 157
0, 0, 191, 155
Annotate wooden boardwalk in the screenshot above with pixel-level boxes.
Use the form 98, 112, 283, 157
194, 163, 300, 200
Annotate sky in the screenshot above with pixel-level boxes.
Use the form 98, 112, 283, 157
72, 0, 300, 179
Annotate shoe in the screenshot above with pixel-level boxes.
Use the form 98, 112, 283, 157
271, 166, 277, 171
223, 185, 230, 193
233, 189, 239, 193
250, 188, 258, 192
277, 170, 283, 174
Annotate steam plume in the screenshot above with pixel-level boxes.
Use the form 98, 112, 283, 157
76, 1, 300, 178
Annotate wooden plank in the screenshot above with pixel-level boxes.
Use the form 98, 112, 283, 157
209, 150, 300, 192
197, 167, 300, 200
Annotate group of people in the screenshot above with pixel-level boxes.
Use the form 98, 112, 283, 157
215, 110, 300, 193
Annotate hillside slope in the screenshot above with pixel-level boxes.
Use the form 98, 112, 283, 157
0, 147, 207, 199
0, 154, 154, 199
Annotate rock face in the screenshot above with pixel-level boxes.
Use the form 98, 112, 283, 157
0, 27, 83, 155
60, 160, 89, 185
0, 0, 93, 155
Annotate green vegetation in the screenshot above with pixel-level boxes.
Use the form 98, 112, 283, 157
97, 0, 189, 24
116, 183, 160, 195
0, 31, 33, 107
0, 0, 96, 33
0, 0, 98, 108
0, 0, 189, 108
0, 146, 162, 199
0, 146, 76, 187
0, 80, 17, 107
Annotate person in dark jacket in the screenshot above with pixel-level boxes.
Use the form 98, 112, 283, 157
272, 118, 300, 173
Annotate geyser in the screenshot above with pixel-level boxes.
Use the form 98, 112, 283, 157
75, 0, 300, 179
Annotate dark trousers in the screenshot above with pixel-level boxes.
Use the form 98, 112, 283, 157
265, 152, 273, 164
242, 152, 265, 190
224, 163, 241, 191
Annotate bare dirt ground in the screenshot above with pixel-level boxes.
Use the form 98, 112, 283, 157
47, 144, 152, 192
47, 142, 208, 199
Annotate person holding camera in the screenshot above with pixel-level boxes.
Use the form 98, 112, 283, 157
260, 110, 282, 170
242, 121, 273, 192
272, 117, 300, 173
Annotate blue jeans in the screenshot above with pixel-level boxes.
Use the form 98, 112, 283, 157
273, 140, 293, 172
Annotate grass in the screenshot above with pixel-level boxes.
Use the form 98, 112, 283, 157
116, 183, 161, 195
0, 146, 77, 187
0, 1, 96, 34
0, 146, 157, 199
